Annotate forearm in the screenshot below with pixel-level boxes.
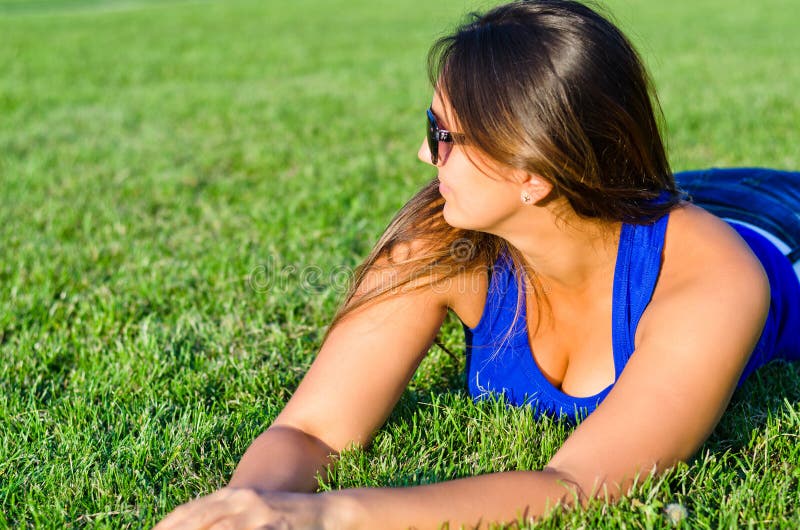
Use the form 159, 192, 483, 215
325, 469, 587, 530
228, 424, 338, 493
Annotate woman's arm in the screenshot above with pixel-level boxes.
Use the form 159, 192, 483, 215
326, 469, 580, 528
298, 220, 771, 530
154, 246, 459, 527
156, 215, 771, 529
323, 216, 773, 529
226, 424, 339, 493
220, 266, 450, 492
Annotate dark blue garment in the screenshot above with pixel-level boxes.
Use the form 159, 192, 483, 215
675, 168, 800, 263
463, 168, 800, 423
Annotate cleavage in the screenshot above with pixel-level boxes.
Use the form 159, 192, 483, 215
525, 292, 616, 397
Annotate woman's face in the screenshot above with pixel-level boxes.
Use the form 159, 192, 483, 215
417, 90, 526, 234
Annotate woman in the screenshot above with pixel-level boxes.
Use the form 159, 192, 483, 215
156, 1, 800, 528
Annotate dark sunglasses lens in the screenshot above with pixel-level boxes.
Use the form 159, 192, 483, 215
426, 111, 439, 165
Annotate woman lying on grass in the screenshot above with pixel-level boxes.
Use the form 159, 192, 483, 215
156, 0, 800, 528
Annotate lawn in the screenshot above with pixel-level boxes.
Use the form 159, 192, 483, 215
1, 0, 799, 527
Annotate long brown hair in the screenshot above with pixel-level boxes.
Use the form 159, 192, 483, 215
322, 0, 686, 352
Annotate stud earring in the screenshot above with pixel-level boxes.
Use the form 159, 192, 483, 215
521, 191, 533, 204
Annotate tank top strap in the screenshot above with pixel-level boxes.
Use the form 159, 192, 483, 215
611, 213, 670, 379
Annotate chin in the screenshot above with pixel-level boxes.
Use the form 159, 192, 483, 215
442, 203, 476, 231
441, 202, 461, 227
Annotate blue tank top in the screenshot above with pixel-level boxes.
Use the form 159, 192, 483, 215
463, 213, 800, 422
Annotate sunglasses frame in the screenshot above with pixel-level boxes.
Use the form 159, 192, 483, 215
426, 108, 464, 165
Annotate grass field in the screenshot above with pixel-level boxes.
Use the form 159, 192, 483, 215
1, 0, 799, 527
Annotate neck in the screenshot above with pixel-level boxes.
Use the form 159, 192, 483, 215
495, 200, 622, 298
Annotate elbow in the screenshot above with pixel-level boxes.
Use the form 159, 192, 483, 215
270, 423, 341, 455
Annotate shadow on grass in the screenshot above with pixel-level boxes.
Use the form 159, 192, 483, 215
705, 359, 800, 454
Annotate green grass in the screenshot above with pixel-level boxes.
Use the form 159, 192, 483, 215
1, 0, 799, 527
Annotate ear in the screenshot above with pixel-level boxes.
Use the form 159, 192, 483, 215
520, 173, 553, 203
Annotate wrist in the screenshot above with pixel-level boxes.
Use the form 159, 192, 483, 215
319, 489, 365, 530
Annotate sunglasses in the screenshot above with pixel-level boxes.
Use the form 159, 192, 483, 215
426, 108, 464, 165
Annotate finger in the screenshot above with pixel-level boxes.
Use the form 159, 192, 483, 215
154, 494, 239, 530
257, 520, 292, 530
207, 511, 266, 530
154, 491, 215, 529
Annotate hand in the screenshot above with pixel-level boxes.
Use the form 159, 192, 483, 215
153, 487, 340, 530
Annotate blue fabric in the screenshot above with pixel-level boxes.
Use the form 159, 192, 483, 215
462, 168, 800, 423
726, 222, 800, 381
675, 168, 800, 263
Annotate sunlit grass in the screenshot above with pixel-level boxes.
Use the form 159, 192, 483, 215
1, 0, 798, 527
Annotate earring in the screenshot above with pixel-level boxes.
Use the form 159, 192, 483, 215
521, 191, 533, 204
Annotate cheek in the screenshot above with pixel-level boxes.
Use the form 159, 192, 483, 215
442, 182, 516, 231
438, 151, 519, 230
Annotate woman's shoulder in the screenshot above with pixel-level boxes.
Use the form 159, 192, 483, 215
660, 201, 767, 284
443, 261, 493, 330
638, 201, 771, 343
362, 238, 494, 328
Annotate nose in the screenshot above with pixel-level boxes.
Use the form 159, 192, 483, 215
418, 138, 434, 166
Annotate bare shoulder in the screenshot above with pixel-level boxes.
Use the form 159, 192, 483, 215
357, 238, 489, 324
368, 225, 493, 329
664, 201, 767, 270
663, 201, 769, 280
442, 261, 490, 330
639, 200, 771, 342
